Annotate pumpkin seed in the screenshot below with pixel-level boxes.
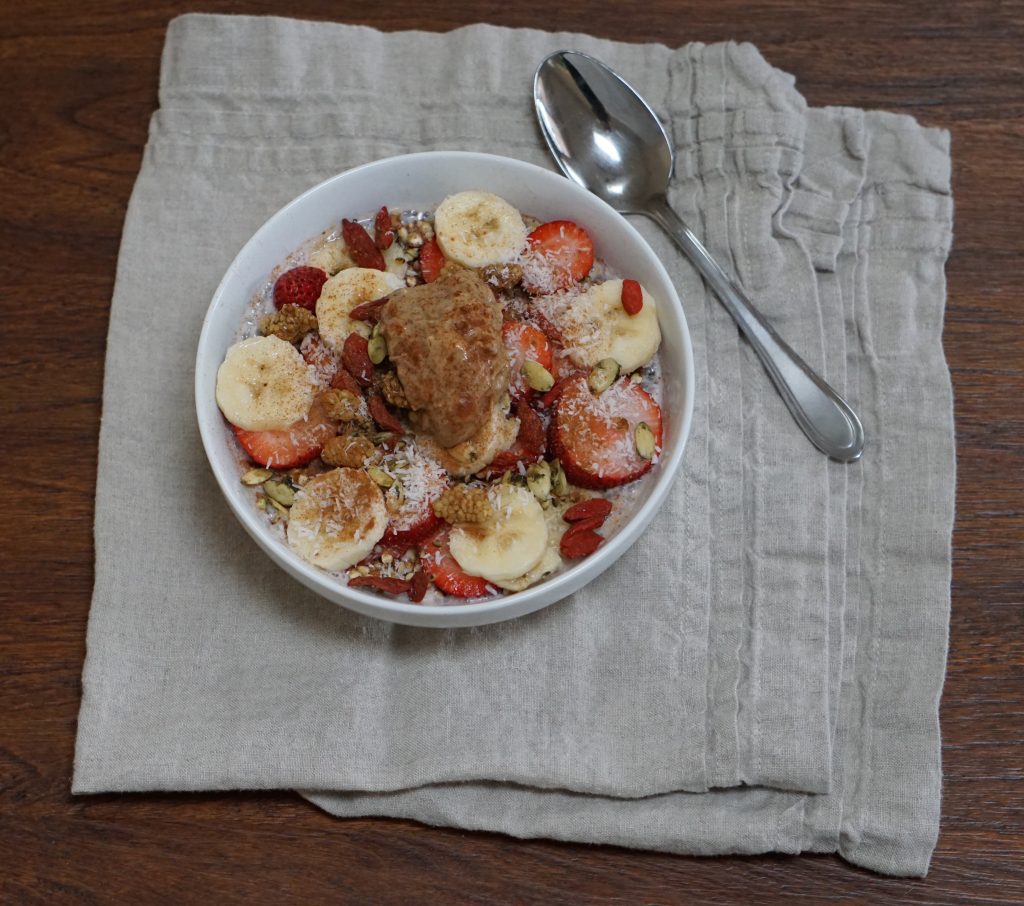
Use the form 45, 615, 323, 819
550, 459, 569, 497
390, 480, 405, 506
241, 467, 273, 486
367, 466, 395, 488
367, 334, 388, 365
526, 461, 552, 501
634, 421, 656, 460
588, 358, 620, 394
262, 480, 296, 507
522, 360, 554, 392
267, 496, 289, 517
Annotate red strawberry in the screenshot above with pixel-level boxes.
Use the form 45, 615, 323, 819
374, 206, 395, 250
538, 370, 584, 409
419, 531, 495, 599
550, 374, 663, 489
521, 220, 595, 295
502, 320, 554, 400
301, 334, 341, 387
529, 307, 565, 345
563, 497, 613, 523
621, 279, 644, 315
418, 237, 446, 284
273, 266, 328, 311
559, 528, 604, 559
342, 332, 374, 387
341, 218, 386, 270
381, 446, 448, 547
231, 396, 336, 469
348, 575, 412, 595
476, 399, 545, 479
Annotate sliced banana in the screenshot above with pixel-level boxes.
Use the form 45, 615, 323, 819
307, 236, 353, 275
552, 279, 661, 373
494, 504, 565, 591
418, 401, 519, 478
434, 191, 528, 268
449, 485, 548, 584
494, 544, 561, 592
286, 468, 388, 571
316, 267, 403, 348
215, 335, 316, 431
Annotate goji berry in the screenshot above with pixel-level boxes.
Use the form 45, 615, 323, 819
563, 498, 613, 523
349, 295, 390, 321
368, 394, 405, 434
559, 528, 604, 559
408, 568, 430, 604
348, 575, 413, 595
374, 206, 395, 250
562, 515, 606, 537
341, 218, 386, 270
342, 332, 374, 387
621, 279, 644, 316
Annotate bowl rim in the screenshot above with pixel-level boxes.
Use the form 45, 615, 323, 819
195, 150, 695, 625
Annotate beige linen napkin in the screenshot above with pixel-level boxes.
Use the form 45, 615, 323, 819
73, 15, 954, 877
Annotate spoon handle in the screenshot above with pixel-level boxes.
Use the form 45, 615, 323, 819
646, 195, 864, 462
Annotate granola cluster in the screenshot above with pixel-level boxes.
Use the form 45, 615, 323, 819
259, 304, 318, 342
320, 388, 366, 424
377, 371, 410, 409
432, 484, 493, 525
321, 434, 375, 468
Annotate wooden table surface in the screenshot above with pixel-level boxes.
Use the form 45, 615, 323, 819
3, 1, 1022, 903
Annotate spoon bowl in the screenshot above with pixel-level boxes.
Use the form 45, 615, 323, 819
534, 51, 865, 463
534, 53, 673, 212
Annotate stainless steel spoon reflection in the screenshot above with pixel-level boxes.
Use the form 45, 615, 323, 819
534, 50, 864, 463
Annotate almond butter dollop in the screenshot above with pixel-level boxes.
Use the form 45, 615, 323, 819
379, 269, 509, 448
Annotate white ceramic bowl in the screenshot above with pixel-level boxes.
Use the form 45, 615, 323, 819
196, 152, 694, 627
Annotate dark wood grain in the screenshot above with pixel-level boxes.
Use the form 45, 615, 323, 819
1, 1, 1022, 903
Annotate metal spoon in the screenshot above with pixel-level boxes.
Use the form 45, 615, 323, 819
534, 50, 864, 462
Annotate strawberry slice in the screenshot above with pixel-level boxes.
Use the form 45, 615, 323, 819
273, 266, 328, 311
380, 446, 449, 546
300, 334, 342, 388
550, 375, 663, 489
476, 398, 545, 479
521, 220, 595, 295
502, 320, 554, 400
419, 530, 495, 599
419, 237, 446, 284
231, 396, 337, 469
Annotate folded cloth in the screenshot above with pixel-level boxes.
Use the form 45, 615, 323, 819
73, 14, 954, 877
